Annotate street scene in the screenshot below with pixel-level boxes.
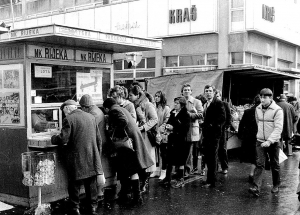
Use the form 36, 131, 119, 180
1, 0, 300, 215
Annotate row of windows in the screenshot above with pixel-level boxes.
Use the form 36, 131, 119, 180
231, 52, 269, 66
114, 57, 155, 70
165, 54, 218, 67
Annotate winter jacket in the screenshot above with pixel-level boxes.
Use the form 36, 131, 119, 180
186, 96, 203, 142
277, 101, 296, 139
255, 101, 283, 143
120, 100, 137, 122
156, 104, 171, 143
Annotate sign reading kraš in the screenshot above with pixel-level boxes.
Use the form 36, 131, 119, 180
169, 5, 197, 24
262, 4, 275, 22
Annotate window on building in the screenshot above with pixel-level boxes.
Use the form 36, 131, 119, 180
252, 54, 262, 65
231, 11, 244, 22
0, 1, 22, 20
179, 55, 205, 66
278, 59, 291, 69
136, 59, 145, 69
147, 58, 155, 68
26, 0, 59, 15
245, 52, 251, 64
114, 60, 123, 70
231, 0, 244, 8
297, 63, 300, 69
231, 52, 243, 64
244, 52, 269, 66
75, 0, 91, 6
166, 56, 178, 67
207, 54, 218, 65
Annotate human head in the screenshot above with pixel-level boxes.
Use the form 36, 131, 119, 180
181, 83, 192, 98
204, 85, 215, 100
215, 89, 222, 100
131, 81, 144, 90
278, 94, 287, 102
154, 91, 167, 108
108, 85, 128, 104
79, 94, 93, 112
195, 94, 207, 105
253, 94, 261, 106
128, 85, 143, 102
60, 99, 78, 115
174, 96, 186, 111
103, 98, 117, 112
260, 88, 273, 107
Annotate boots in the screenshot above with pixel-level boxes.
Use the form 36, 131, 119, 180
131, 179, 143, 207
172, 169, 185, 189
117, 178, 131, 207
139, 171, 150, 193
158, 169, 166, 180
159, 165, 172, 187
102, 184, 117, 210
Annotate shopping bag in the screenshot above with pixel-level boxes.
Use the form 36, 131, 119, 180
279, 149, 288, 164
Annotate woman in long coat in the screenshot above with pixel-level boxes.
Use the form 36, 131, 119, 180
128, 85, 158, 192
160, 96, 190, 188
103, 98, 154, 206
238, 95, 260, 182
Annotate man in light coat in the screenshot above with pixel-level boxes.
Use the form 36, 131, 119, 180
181, 83, 203, 176
249, 88, 283, 197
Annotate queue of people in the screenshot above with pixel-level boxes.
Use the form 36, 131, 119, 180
50, 82, 300, 214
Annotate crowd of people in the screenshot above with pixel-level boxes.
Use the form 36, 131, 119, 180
50, 82, 300, 215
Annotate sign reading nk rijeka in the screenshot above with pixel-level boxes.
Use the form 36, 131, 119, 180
76, 50, 112, 64
28, 45, 74, 60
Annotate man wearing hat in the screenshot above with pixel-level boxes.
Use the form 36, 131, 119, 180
249, 88, 283, 197
79, 94, 112, 206
51, 99, 103, 215
277, 94, 296, 156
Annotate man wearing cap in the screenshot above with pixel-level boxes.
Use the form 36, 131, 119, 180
277, 94, 296, 156
79, 94, 108, 202
249, 88, 283, 197
51, 99, 103, 215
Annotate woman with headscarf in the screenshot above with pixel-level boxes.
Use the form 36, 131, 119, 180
238, 95, 261, 183
128, 85, 158, 192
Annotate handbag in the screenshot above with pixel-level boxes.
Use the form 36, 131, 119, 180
147, 125, 158, 147
291, 134, 300, 146
110, 129, 133, 150
279, 149, 288, 164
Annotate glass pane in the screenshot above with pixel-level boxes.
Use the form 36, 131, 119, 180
179, 55, 205, 66
252, 54, 262, 65
63, 0, 75, 8
31, 109, 59, 133
231, 10, 244, 22
278, 60, 290, 69
0, 4, 22, 19
298, 63, 300, 69
26, 0, 51, 15
51, 0, 60, 10
147, 58, 155, 68
114, 60, 123, 70
231, 52, 243, 64
75, 0, 91, 6
207, 54, 218, 65
31, 64, 108, 103
166, 56, 178, 67
245, 52, 251, 64
136, 59, 145, 69
262, 56, 268, 66
0, 0, 10, 6
232, 0, 244, 8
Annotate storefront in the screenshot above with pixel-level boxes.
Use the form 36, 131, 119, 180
0, 24, 161, 207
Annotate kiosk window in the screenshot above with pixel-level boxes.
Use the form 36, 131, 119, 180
31, 109, 59, 134
31, 64, 110, 104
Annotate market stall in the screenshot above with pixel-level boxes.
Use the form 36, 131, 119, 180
0, 24, 162, 207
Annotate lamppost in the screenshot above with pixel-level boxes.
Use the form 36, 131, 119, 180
125, 52, 143, 81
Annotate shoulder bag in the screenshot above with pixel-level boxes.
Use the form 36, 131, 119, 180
110, 129, 134, 150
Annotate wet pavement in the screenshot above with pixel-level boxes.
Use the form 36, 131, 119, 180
1, 150, 300, 215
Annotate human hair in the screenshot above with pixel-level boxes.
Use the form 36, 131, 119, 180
108, 85, 128, 99
181, 83, 192, 93
253, 94, 261, 106
67, 105, 77, 112
174, 96, 186, 107
260, 88, 273, 97
131, 81, 144, 90
129, 85, 143, 97
103, 98, 117, 109
204, 85, 216, 92
155, 91, 167, 109
215, 89, 222, 97
195, 94, 207, 105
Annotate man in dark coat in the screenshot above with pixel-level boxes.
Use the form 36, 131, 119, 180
277, 94, 296, 156
51, 99, 103, 215
103, 98, 154, 206
215, 90, 231, 174
79, 94, 110, 202
202, 85, 226, 188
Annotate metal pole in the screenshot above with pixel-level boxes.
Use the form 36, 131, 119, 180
133, 54, 136, 81
10, 0, 15, 29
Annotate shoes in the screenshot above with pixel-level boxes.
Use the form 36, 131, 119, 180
200, 170, 206, 176
140, 179, 149, 194
271, 185, 279, 193
158, 178, 171, 187
68, 209, 80, 215
171, 178, 185, 188
158, 170, 166, 180
219, 169, 228, 174
248, 187, 260, 197
190, 168, 198, 174
201, 181, 215, 188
